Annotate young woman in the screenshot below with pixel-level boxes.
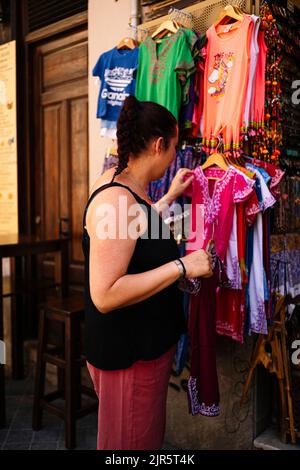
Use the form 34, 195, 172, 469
82, 96, 213, 450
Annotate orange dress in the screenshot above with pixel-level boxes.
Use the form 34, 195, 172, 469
202, 16, 253, 156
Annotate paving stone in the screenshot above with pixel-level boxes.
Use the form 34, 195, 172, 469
77, 413, 98, 429
30, 441, 59, 450
57, 438, 96, 451
5, 396, 22, 422
5, 378, 30, 396
32, 428, 61, 442
57, 427, 97, 450
253, 426, 300, 450
6, 429, 34, 444
40, 413, 62, 428
56, 441, 69, 450
2, 442, 31, 450
10, 410, 33, 430
0, 430, 9, 445
5, 373, 176, 450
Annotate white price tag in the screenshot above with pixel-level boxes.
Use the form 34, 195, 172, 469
223, 24, 233, 33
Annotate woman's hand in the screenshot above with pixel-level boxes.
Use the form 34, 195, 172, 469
164, 168, 194, 205
180, 250, 213, 278
153, 168, 194, 215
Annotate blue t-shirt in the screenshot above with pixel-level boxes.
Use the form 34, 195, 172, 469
92, 47, 139, 124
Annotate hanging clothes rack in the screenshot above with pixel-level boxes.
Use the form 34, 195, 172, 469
168, 7, 193, 28
128, 22, 150, 41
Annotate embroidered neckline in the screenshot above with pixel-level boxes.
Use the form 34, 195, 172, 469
145, 28, 183, 62
144, 28, 185, 85
196, 166, 235, 223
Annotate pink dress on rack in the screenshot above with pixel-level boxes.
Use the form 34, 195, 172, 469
253, 159, 285, 200
251, 30, 267, 130
183, 166, 254, 416
216, 187, 261, 343
185, 166, 255, 258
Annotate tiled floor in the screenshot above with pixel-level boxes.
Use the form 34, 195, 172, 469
1, 369, 177, 451
253, 426, 300, 450
1, 369, 99, 450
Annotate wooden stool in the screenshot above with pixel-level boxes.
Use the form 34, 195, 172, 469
241, 295, 296, 444
32, 296, 98, 449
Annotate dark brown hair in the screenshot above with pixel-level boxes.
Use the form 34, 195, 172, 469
114, 96, 177, 177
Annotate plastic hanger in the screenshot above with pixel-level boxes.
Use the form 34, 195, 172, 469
232, 5, 245, 16
201, 137, 229, 180
152, 20, 179, 39
215, 4, 244, 26
117, 37, 138, 50
223, 153, 256, 179
201, 152, 229, 172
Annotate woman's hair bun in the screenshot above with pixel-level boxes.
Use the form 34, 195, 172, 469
120, 95, 140, 122
113, 96, 177, 178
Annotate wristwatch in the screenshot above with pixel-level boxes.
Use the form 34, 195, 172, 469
174, 259, 186, 279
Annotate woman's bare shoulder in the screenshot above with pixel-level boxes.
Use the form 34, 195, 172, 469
89, 168, 116, 196
87, 169, 137, 220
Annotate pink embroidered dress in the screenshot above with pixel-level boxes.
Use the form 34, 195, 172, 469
185, 166, 255, 258
216, 170, 261, 343
184, 166, 254, 416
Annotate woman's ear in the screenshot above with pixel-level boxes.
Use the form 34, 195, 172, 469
155, 136, 164, 154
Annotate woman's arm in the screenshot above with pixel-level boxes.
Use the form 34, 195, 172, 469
94, 262, 181, 313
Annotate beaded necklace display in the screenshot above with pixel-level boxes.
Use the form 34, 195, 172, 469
247, 0, 283, 164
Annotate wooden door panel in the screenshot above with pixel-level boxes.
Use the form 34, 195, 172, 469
43, 41, 88, 90
41, 79, 87, 105
70, 97, 88, 263
34, 29, 88, 287
43, 104, 61, 239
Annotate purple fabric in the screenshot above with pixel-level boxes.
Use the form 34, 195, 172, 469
101, 154, 118, 174
147, 147, 198, 203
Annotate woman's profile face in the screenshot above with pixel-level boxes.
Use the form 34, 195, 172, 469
152, 126, 178, 180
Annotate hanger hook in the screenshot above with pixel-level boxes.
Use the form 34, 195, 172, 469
216, 135, 223, 153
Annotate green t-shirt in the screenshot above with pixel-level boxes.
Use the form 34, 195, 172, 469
135, 28, 197, 120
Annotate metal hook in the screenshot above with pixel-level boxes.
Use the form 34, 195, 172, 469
128, 22, 150, 39
216, 135, 224, 154
168, 7, 193, 26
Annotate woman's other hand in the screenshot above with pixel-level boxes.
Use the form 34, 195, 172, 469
166, 168, 194, 202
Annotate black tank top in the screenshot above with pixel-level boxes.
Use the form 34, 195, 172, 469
82, 180, 187, 370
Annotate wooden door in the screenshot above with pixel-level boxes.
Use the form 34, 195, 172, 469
33, 29, 88, 286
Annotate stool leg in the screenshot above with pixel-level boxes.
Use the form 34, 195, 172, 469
65, 316, 76, 449
11, 258, 24, 380
0, 364, 5, 427
32, 309, 47, 430
75, 320, 82, 410
57, 367, 65, 397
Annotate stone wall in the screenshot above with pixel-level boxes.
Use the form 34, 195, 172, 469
165, 336, 255, 449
